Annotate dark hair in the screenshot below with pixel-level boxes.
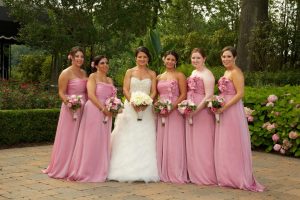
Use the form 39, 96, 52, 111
164, 50, 179, 62
69, 46, 85, 58
221, 46, 237, 57
91, 55, 108, 72
191, 48, 206, 58
135, 46, 151, 63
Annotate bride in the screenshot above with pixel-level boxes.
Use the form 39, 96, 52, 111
108, 46, 159, 182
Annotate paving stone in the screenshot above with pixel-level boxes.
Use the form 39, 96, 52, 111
1, 145, 300, 200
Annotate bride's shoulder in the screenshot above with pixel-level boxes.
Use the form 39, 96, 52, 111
147, 68, 156, 78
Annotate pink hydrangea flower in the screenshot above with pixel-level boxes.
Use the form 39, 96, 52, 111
266, 123, 276, 131
266, 102, 274, 107
267, 94, 278, 103
272, 134, 280, 142
280, 148, 286, 154
289, 131, 298, 139
262, 122, 271, 129
273, 144, 281, 151
247, 116, 254, 122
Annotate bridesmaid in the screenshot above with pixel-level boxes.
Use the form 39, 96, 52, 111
186, 48, 217, 185
67, 55, 115, 182
43, 46, 87, 179
156, 50, 188, 184
215, 46, 265, 192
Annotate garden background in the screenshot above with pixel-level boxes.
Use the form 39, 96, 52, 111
0, 0, 299, 157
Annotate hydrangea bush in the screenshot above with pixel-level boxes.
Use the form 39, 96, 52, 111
244, 86, 300, 157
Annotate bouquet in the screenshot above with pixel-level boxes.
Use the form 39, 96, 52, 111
103, 97, 124, 124
66, 95, 83, 120
178, 99, 197, 125
206, 95, 225, 123
130, 91, 153, 121
154, 99, 173, 126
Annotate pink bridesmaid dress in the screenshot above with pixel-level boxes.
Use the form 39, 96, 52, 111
214, 77, 264, 192
186, 76, 217, 185
43, 78, 87, 179
67, 82, 116, 182
156, 80, 188, 184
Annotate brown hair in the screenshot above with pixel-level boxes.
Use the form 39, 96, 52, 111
191, 48, 206, 58
69, 46, 85, 58
221, 46, 237, 57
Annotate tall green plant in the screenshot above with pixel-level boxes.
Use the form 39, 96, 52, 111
144, 29, 177, 74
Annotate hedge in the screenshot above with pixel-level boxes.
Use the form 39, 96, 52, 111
0, 109, 60, 147
0, 86, 299, 157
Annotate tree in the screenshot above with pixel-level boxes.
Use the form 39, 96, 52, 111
236, 0, 268, 71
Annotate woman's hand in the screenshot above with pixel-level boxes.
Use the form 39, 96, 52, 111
102, 108, 113, 117
216, 106, 226, 114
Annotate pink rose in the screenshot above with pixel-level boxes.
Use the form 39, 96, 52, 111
280, 148, 286, 154
247, 116, 254, 122
267, 94, 278, 103
266, 102, 274, 107
67, 102, 72, 108
273, 144, 281, 151
272, 134, 280, 142
289, 131, 298, 139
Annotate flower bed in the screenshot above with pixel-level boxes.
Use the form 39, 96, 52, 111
0, 80, 61, 109
244, 86, 300, 157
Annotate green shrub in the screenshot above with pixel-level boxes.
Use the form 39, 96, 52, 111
0, 109, 60, 146
209, 67, 300, 86
244, 86, 300, 157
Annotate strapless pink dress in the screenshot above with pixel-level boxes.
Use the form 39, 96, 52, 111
43, 78, 87, 179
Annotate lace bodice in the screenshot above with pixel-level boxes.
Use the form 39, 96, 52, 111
130, 77, 152, 95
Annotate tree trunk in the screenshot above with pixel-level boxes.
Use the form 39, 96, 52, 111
236, 0, 268, 71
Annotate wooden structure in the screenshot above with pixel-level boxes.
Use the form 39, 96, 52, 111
0, 3, 19, 79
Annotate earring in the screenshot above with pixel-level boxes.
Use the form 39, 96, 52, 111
174, 63, 177, 68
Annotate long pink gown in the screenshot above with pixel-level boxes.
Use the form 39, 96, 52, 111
215, 77, 265, 192
43, 78, 87, 179
67, 82, 116, 182
186, 76, 217, 185
156, 80, 188, 184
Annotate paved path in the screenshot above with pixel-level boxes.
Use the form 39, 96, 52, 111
0, 145, 300, 200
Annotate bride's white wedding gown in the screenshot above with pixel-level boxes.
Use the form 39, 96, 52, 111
108, 77, 159, 182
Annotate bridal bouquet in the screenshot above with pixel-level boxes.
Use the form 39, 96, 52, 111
130, 91, 153, 121
154, 99, 173, 126
206, 95, 225, 123
178, 99, 197, 125
66, 95, 83, 120
103, 97, 124, 124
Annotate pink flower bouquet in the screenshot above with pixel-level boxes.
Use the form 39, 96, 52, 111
154, 99, 173, 126
103, 97, 124, 124
66, 95, 83, 120
206, 95, 225, 123
178, 99, 197, 125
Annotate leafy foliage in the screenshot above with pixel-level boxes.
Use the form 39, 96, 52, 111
244, 86, 300, 157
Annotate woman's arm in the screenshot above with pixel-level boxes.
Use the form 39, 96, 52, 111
194, 71, 215, 113
149, 70, 157, 100
87, 74, 111, 116
172, 72, 187, 109
58, 70, 69, 104
123, 69, 132, 101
